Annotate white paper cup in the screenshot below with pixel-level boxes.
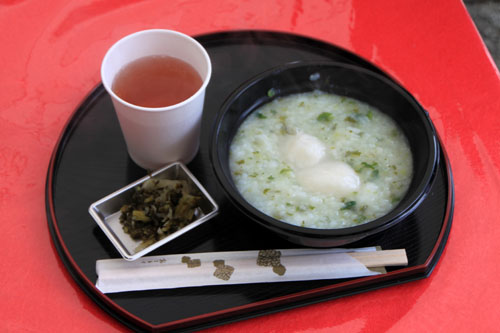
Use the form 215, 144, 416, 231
101, 29, 212, 170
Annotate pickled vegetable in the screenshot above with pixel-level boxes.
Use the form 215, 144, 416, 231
119, 178, 201, 251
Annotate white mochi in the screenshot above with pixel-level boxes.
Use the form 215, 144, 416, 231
296, 161, 360, 197
280, 132, 325, 169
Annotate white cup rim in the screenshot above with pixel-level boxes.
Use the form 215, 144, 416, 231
101, 29, 212, 112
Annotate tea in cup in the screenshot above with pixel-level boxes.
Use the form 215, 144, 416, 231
101, 29, 212, 170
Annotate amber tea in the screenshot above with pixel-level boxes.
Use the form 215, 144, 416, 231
101, 29, 212, 169
112, 55, 203, 108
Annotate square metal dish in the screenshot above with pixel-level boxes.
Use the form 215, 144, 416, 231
88, 162, 219, 260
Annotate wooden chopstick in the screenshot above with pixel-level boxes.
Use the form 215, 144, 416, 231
347, 249, 408, 267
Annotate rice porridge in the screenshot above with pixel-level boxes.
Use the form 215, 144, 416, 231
229, 91, 413, 229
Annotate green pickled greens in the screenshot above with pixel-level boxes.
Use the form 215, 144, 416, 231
119, 178, 201, 251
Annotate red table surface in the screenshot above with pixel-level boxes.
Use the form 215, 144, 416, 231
1, 0, 499, 332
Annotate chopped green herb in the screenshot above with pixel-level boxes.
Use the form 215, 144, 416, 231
301, 221, 306, 227
286, 202, 293, 207
354, 215, 367, 223
296, 206, 305, 212
317, 112, 333, 122
282, 124, 296, 135
252, 151, 260, 154
356, 161, 380, 177
391, 129, 399, 137
233, 171, 242, 176
263, 188, 270, 194
299, 101, 305, 107
391, 196, 401, 203
340, 201, 356, 210
267, 175, 275, 180
367, 110, 373, 120
267, 88, 277, 98
270, 109, 277, 114
362, 161, 378, 169
345, 150, 361, 157
344, 116, 358, 123
280, 167, 292, 174
308, 205, 316, 210
257, 112, 267, 119
236, 159, 245, 165
249, 172, 258, 178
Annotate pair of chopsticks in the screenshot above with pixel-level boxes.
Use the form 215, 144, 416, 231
348, 249, 408, 267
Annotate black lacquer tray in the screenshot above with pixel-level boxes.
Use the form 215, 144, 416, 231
46, 31, 454, 332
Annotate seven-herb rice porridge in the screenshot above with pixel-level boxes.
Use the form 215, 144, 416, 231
229, 91, 413, 229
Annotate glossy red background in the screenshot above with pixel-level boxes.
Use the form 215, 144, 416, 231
1, 0, 499, 331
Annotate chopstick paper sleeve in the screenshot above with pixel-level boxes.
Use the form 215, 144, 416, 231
95, 247, 407, 293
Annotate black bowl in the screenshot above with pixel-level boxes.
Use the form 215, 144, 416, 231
210, 62, 439, 247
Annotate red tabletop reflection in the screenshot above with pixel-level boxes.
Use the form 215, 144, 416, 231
1, 0, 499, 332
